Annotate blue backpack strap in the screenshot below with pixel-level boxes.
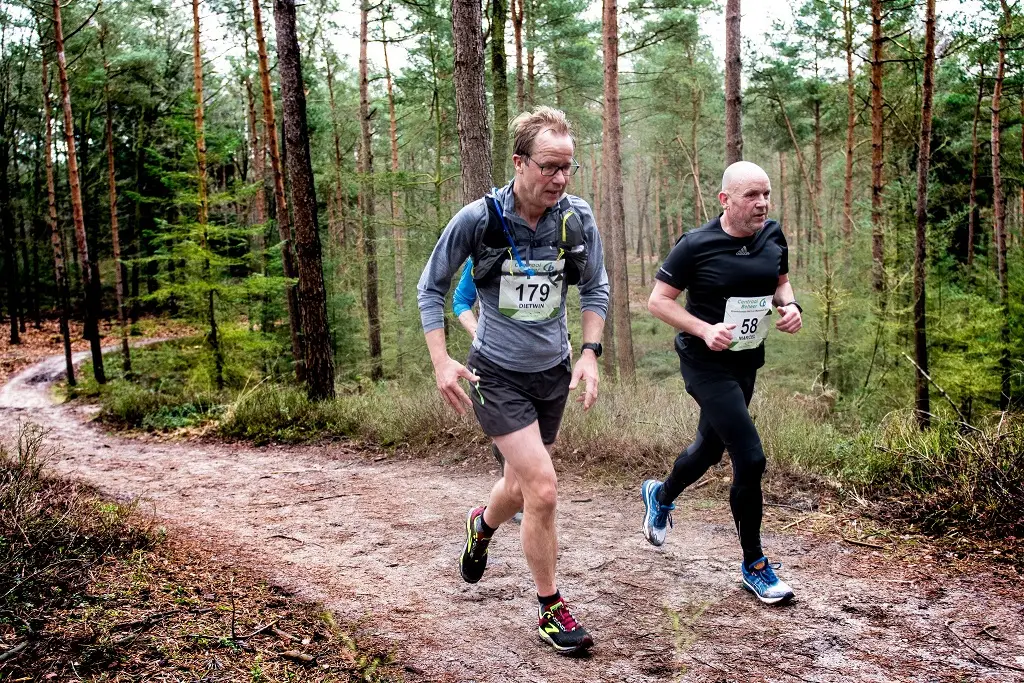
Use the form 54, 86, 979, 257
489, 188, 534, 277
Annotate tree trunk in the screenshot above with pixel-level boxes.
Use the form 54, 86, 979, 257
192, 0, 224, 391
275, 0, 337, 399
53, 0, 105, 383
724, 0, 742, 165
870, 0, 885, 295
0, 130, 19, 345
780, 149, 789, 231
654, 158, 663, 258
602, 0, 634, 381
491, 0, 509, 184
41, 52, 75, 385
101, 31, 132, 375
253, 0, 304, 380
526, 0, 535, 108
912, 0, 936, 428
382, 28, 406, 371
511, 0, 525, 112
357, 0, 383, 381
452, 0, 493, 202
813, 99, 823, 247
992, 0, 1011, 409
842, 0, 855, 242
324, 52, 347, 248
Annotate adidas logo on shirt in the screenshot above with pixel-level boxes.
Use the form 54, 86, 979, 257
735, 246, 749, 256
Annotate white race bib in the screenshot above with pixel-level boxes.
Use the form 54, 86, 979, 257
498, 260, 564, 321
723, 295, 772, 351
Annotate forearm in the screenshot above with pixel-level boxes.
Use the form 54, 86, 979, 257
457, 310, 478, 337
773, 279, 795, 307
580, 309, 604, 346
425, 328, 451, 367
649, 294, 710, 338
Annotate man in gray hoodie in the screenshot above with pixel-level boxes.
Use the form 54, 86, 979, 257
417, 106, 609, 654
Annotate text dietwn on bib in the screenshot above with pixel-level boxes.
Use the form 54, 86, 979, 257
498, 259, 565, 321
723, 295, 772, 351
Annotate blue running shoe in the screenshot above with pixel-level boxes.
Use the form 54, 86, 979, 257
741, 556, 795, 605
640, 479, 674, 546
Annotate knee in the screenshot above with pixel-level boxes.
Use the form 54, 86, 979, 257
732, 449, 766, 487
523, 472, 558, 515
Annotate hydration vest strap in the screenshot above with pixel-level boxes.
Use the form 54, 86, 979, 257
489, 189, 534, 277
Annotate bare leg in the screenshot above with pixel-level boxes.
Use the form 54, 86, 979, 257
488, 422, 558, 597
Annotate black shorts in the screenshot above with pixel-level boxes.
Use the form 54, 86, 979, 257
466, 349, 572, 445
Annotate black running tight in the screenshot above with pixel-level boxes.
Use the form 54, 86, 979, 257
659, 360, 765, 564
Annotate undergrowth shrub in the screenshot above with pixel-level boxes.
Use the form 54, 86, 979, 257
0, 423, 155, 649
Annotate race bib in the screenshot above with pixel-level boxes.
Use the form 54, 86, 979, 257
723, 295, 772, 351
498, 260, 564, 321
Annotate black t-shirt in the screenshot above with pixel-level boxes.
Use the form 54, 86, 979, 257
655, 215, 789, 369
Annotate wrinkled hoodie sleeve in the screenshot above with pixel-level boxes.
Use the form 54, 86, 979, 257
417, 200, 488, 333
572, 198, 610, 319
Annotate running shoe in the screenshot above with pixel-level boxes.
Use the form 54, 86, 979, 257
537, 599, 594, 654
640, 479, 674, 546
459, 506, 492, 583
741, 556, 795, 605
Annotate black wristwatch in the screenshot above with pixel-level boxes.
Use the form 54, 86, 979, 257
781, 301, 803, 314
581, 342, 603, 358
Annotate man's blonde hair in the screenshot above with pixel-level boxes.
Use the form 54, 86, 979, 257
509, 106, 575, 157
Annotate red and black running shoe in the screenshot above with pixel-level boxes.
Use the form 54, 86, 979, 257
459, 506, 492, 583
537, 599, 594, 654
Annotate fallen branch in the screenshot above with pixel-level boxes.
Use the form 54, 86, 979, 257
900, 352, 974, 428
842, 536, 888, 550
272, 626, 302, 643
0, 640, 28, 664
253, 494, 347, 508
281, 649, 316, 664
946, 620, 1024, 672
237, 620, 280, 640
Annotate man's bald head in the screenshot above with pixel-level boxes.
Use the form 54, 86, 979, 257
718, 161, 772, 236
721, 161, 770, 195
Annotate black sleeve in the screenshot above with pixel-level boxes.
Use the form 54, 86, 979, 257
655, 233, 693, 291
778, 227, 789, 276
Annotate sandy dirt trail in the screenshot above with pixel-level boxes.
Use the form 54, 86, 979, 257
1, 350, 1023, 682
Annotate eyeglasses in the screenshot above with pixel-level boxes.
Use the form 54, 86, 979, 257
523, 156, 580, 177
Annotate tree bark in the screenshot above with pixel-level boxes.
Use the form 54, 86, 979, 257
382, 27, 406, 371
491, 0, 509, 184
253, 0, 304, 379
41, 50, 75, 385
842, 0, 855, 242
324, 51, 347, 248
53, 0, 105, 383
101, 30, 132, 375
357, 0, 383, 381
192, 0, 224, 390
452, 0, 493, 202
870, 0, 885, 295
992, 0, 1011, 409
912, 0, 936, 428
275, 0, 337, 400
724, 0, 742, 165
511, 0, 525, 112
526, 0, 535, 108
602, 0, 634, 381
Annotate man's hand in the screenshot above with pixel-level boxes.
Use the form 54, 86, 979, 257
775, 304, 802, 334
433, 355, 480, 415
569, 351, 600, 410
702, 322, 736, 351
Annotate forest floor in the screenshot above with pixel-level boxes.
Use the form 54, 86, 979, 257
1, 337, 1023, 682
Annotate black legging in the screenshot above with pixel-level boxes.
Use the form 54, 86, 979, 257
659, 358, 765, 564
